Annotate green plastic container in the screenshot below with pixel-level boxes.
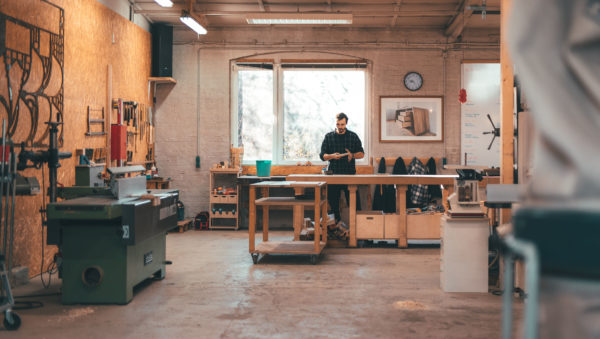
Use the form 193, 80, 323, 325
256, 160, 272, 177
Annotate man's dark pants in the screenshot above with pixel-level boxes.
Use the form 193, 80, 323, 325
328, 184, 361, 223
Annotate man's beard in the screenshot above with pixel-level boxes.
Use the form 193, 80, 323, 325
336, 128, 346, 134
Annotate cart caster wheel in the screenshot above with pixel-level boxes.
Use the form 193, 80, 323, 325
310, 255, 318, 265
251, 254, 259, 264
3, 311, 21, 331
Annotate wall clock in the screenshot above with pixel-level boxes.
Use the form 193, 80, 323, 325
404, 71, 423, 91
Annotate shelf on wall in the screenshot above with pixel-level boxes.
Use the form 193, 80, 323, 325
148, 77, 177, 84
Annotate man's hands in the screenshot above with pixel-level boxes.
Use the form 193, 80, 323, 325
325, 150, 353, 162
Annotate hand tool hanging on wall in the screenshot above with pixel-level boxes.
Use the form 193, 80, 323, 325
122, 101, 138, 127
85, 106, 106, 136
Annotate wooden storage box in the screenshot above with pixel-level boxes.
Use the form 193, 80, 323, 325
384, 213, 400, 239
356, 211, 384, 239
407, 213, 443, 239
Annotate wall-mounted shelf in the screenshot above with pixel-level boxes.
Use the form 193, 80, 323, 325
148, 77, 177, 105
148, 77, 177, 84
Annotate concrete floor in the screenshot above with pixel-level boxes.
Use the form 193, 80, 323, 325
7, 231, 522, 338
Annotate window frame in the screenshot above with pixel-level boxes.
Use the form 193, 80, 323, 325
231, 59, 370, 166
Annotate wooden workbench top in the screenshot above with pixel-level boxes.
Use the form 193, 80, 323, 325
287, 174, 456, 185
250, 181, 326, 188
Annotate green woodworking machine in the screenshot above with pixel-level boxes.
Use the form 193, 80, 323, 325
47, 165, 178, 304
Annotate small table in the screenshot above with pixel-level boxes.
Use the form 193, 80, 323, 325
249, 181, 327, 264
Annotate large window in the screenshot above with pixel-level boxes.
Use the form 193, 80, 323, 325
233, 62, 367, 164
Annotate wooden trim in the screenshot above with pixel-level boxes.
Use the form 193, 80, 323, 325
242, 165, 374, 175
148, 77, 177, 84
500, 0, 514, 223
280, 58, 368, 64
287, 174, 456, 186
373, 157, 443, 169
462, 60, 500, 64
235, 58, 274, 63
378, 95, 444, 143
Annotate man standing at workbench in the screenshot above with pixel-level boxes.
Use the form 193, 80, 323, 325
320, 112, 364, 224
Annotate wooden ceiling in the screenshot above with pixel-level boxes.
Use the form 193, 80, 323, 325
133, 0, 500, 39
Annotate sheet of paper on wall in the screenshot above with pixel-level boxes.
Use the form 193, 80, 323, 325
460, 63, 501, 168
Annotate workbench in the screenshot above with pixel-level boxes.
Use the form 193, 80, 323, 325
249, 181, 327, 264
287, 174, 456, 248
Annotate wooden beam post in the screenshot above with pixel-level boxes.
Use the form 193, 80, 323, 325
500, 0, 514, 223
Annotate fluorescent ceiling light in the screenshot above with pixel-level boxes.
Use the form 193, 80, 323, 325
180, 11, 207, 35
153, 0, 173, 7
246, 13, 352, 25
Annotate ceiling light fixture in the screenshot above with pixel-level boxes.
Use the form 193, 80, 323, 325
180, 11, 207, 35
246, 13, 352, 25
153, 0, 173, 7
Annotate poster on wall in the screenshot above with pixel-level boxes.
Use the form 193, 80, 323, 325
379, 96, 443, 142
461, 63, 501, 167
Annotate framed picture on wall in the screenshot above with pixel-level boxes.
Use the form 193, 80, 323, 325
379, 96, 443, 142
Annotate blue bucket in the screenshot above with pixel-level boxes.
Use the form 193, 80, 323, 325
256, 160, 272, 177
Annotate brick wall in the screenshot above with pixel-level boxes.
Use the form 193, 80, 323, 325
155, 28, 499, 218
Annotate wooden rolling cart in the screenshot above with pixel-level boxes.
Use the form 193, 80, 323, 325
249, 181, 327, 264
209, 168, 240, 230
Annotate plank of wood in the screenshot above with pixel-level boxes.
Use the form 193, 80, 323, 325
293, 205, 303, 241
501, 0, 515, 224
314, 186, 321, 252
253, 241, 326, 254
397, 186, 408, 248
255, 197, 325, 206
262, 188, 269, 242
348, 185, 357, 247
374, 157, 443, 170
242, 165, 374, 176
287, 174, 456, 185
249, 186, 256, 252
321, 186, 328, 244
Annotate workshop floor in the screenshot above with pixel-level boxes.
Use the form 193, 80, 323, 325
9, 231, 522, 338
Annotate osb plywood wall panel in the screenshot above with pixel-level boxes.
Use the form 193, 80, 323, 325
0, 0, 151, 277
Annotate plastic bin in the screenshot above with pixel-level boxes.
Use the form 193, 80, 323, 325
256, 160, 272, 177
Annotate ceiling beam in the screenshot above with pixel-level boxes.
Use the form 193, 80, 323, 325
444, 0, 474, 42
136, 9, 457, 17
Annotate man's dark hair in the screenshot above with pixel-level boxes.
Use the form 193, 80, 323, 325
336, 112, 348, 122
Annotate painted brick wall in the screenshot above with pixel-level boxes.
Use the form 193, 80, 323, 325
155, 28, 499, 218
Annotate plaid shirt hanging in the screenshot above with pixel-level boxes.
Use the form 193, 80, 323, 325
407, 157, 430, 206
